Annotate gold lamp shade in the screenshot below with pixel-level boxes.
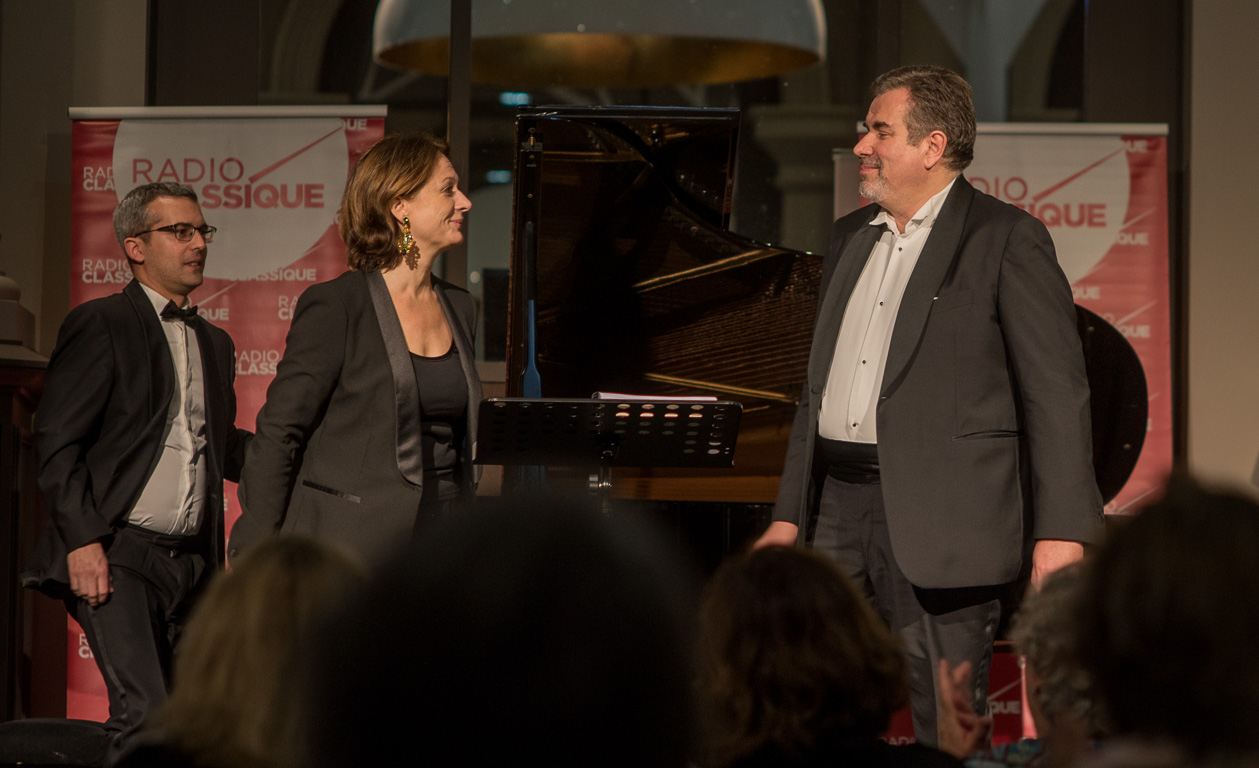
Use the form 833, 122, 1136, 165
373, 0, 826, 88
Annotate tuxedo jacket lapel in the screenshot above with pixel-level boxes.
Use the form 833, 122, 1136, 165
190, 317, 225, 479
881, 180, 975, 395
435, 282, 483, 481
123, 280, 176, 439
809, 214, 884, 385
365, 270, 426, 486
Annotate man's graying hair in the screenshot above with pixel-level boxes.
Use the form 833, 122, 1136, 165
113, 182, 199, 252
871, 65, 976, 172
1009, 564, 1106, 738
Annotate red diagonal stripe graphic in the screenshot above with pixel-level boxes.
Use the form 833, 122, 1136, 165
247, 125, 343, 183
1031, 148, 1123, 203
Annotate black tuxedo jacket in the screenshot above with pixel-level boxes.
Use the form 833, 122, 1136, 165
231, 269, 482, 564
773, 178, 1104, 589
23, 280, 249, 593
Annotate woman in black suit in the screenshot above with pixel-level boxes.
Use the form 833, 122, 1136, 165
231, 132, 480, 565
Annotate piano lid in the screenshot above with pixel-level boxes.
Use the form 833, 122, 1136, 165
507, 106, 820, 419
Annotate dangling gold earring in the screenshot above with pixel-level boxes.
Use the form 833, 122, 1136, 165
398, 216, 418, 269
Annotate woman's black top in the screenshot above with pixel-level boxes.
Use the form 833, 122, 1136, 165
410, 341, 468, 504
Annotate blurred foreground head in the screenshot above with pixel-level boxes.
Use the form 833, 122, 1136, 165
697, 546, 907, 766
165, 537, 365, 768
305, 493, 697, 768
1074, 479, 1259, 759
1008, 563, 1105, 755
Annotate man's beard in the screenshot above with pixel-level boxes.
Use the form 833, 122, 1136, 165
858, 166, 887, 204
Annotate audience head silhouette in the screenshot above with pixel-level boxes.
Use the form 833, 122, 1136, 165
1074, 478, 1259, 760
304, 493, 697, 768
123, 536, 364, 768
697, 546, 908, 767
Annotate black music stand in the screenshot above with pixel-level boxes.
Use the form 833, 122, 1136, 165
476, 397, 742, 513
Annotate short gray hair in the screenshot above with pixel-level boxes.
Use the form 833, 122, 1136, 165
113, 182, 199, 252
871, 65, 976, 172
1010, 564, 1105, 737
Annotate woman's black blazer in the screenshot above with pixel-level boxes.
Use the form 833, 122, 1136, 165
231, 269, 482, 564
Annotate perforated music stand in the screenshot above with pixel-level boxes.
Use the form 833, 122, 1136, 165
476, 397, 742, 512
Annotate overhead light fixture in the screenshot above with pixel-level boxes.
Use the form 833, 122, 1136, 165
373, 0, 826, 88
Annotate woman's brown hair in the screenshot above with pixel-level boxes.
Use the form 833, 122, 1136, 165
338, 131, 449, 272
697, 546, 907, 766
161, 537, 365, 768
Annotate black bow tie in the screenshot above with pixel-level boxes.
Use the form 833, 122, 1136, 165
161, 301, 199, 322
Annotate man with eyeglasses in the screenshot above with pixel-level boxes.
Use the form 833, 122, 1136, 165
23, 181, 250, 759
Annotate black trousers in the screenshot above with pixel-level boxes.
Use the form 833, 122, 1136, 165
68, 526, 207, 762
811, 467, 1001, 748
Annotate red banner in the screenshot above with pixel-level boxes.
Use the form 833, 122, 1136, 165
965, 128, 1172, 515
66, 107, 385, 720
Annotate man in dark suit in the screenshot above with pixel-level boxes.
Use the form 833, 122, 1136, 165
757, 66, 1104, 745
23, 182, 249, 758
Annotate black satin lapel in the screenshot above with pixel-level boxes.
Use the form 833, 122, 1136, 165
190, 318, 224, 474
365, 270, 425, 486
434, 283, 483, 482
190, 317, 227, 559
808, 222, 884, 385
882, 180, 975, 394
124, 280, 175, 429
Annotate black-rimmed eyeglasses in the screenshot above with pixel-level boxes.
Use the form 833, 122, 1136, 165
134, 224, 217, 243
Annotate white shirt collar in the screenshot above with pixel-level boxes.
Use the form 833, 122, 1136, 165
870, 177, 958, 235
137, 281, 190, 318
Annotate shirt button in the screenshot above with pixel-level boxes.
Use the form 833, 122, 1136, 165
879, 301, 884, 306
861, 360, 866, 364
851, 422, 858, 427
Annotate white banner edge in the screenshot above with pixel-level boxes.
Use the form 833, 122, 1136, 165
68, 105, 389, 120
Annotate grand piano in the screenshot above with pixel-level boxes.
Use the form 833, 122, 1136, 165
504, 105, 1146, 563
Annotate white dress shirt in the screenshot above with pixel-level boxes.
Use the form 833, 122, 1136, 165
126, 283, 208, 536
818, 180, 956, 443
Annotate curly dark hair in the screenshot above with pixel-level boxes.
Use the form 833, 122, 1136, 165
697, 546, 907, 767
871, 65, 976, 172
338, 131, 449, 272
1073, 478, 1259, 758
